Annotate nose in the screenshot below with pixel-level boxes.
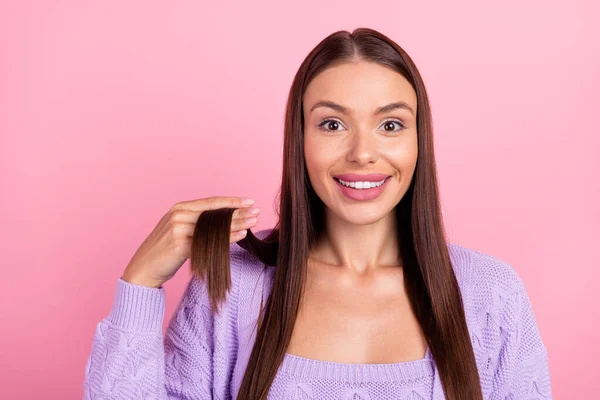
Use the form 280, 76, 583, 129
346, 128, 379, 166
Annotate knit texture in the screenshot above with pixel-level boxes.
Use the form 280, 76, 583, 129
83, 229, 553, 399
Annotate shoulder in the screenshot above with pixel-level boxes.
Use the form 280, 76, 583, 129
169, 230, 274, 356
447, 242, 536, 341
446, 242, 531, 331
447, 242, 526, 302
446, 245, 552, 396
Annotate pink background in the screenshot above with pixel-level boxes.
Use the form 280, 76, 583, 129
1, 1, 598, 398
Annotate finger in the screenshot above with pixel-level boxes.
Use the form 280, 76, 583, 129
174, 196, 255, 212
230, 229, 247, 243
231, 215, 259, 232
233, 206, 260, 220
169, 210, 202, 223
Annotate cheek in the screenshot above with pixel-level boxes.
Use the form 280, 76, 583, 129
304, 136, 335, 174
388, 136, 418, 167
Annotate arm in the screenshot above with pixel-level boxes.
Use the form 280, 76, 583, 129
82, 276, 216, 399
492, 271, 553, 398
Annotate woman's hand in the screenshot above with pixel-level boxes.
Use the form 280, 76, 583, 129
121, 196, 260, 288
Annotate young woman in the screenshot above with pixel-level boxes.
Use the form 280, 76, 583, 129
83, 28, 553, 399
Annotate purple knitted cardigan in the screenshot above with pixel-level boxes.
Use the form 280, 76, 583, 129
83, 229, 553, 399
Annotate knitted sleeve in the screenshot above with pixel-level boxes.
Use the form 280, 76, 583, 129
83, 257, 241, 399
491, 268, 553, 399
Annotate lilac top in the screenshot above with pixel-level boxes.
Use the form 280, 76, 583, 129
83, 229, 553, 399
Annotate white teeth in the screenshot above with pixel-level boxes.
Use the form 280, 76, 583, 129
336, 178, 386, 189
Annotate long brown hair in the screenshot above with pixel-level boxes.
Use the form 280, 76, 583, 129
190, 27, 483, 400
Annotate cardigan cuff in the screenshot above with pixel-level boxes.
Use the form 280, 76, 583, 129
107, 277, 166, 332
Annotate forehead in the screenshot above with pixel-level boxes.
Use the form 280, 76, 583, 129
303, 61, 417, 115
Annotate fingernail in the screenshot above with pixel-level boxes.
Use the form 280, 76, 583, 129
242, 198, 255, 205
248, 207, 260, 215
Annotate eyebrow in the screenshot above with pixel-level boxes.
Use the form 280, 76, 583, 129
309, 100, 415, 116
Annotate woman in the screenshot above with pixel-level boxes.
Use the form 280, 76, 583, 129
83, 28, 553, 399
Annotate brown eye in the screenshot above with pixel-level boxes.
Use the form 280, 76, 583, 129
318, 119, 344, 133
384, 122, 395, 131
379, 119, 406, 135
327, 121, 339, 130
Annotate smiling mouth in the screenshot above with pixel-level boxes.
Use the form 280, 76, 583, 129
333, 176, 391, 189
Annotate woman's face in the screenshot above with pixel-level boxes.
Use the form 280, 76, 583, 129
303, 61, 419, 225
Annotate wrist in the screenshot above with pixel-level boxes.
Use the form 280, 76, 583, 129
121, 269, 164, 288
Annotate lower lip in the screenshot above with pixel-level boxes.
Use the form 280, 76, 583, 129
334, 177, 391, 201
